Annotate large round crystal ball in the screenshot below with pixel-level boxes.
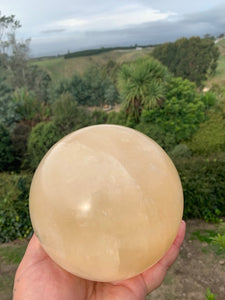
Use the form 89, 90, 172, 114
29, 125, 183, 282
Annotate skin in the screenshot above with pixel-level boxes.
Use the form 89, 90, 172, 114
13, 221, 186, 300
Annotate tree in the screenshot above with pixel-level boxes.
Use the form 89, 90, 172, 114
152, 36, 219, 86
0, 12, 51, 103
139, 77, 206, 144
53, 93, 90, 136
23, 65, 52, 102
118, 57, 170, 121
56, 67, 119, 107
0, 12, 21, 54
13, 88, 48, 128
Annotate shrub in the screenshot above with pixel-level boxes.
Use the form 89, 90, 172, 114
0, 173, 32, 242
11, 122, 31, 169
27, 121, 62, 170
169, 144, 192, 160
53, 93, 90, 136
175, 156, 225, 221
138, 77, 206, 145
0, 123, 15, 171
136, 122, 176, 151
188, 111, 225, 155
91, 110, 108, 125
107, 110, 128, 126
201, 91, 217, 109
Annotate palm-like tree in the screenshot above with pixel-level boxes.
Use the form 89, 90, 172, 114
118, 57, 170, 120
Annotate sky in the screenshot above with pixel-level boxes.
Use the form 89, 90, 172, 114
1, 0, 225, 57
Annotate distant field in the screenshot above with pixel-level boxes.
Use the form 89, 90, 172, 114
32, 48, 153, 82
32, 40, 225, 88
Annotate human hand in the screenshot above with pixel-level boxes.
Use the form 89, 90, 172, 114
13, 221, 185, 300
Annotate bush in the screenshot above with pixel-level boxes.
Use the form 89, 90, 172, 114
169, 144, 192, 160
27, 121, 62, 170
138, 77, 206, 145
0, 123, 15, 171
53, 93, 90, 136
11, 122, 31, 169
91, 110, 108, 125
175, 156, 225, 221
107, 110, 128, 126
201, 91, 217, 109
0, 173, 32, 242
188, 111, 225, 155
136, 122, 176, 151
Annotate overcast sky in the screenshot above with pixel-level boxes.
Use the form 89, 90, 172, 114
1, 0, 225, 57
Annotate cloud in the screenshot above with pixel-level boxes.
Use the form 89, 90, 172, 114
30, 2, 225, 57
41, 29, 66, 34
44, 4, 176, 32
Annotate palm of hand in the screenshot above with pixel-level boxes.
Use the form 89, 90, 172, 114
14, 221, 185, 300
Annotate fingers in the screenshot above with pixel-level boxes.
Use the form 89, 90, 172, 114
141, 220, 186, 293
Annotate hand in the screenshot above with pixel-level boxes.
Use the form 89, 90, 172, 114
13, 221, 185, 300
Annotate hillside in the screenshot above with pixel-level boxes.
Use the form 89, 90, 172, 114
31, 47, 153, 82
205, 38, 225, 87
32, 40, 225, 88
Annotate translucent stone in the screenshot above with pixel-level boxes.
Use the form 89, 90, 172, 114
29, 125, 183, 282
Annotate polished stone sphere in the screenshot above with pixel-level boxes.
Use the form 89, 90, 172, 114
29, 125, 183, 282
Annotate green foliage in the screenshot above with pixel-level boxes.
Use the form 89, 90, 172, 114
56, 67, 118, 106
23, 65, 52, 102
27, 121, 62, 170
13, 88, 48, 127
0, 173, 32, 242
211, 233, 225, 252
191, 222, 225, 255
53, 93, 90, 135
152, 36, 220, 86
191, 229, 219, 244
201, 91, 217, 109
210, 222, 225, 253
0, 94, 18, 128
0, 68, 17, 128
0, 123, 15, 171
139, 77, 206, 144
169, 144, 192, 160
0, 13, 21, 53
91, 109, 108, 125
11, 122, 30, 169
100, 59, 121, 84
0, 244, 27, 264
118, 57, 170, 120
188, 111, 225, 155
107, 110, 129, 126
205, 288, 217, 300
175, 156, 225, 221
136, 122, 176, 151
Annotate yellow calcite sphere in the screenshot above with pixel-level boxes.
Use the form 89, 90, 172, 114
29, 125, 183, 282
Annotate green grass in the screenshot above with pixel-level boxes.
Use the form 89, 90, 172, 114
0, 242, 28, 300
206, 38, 225, 86
0, 244, 27, 264
31, 48, 153, 82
